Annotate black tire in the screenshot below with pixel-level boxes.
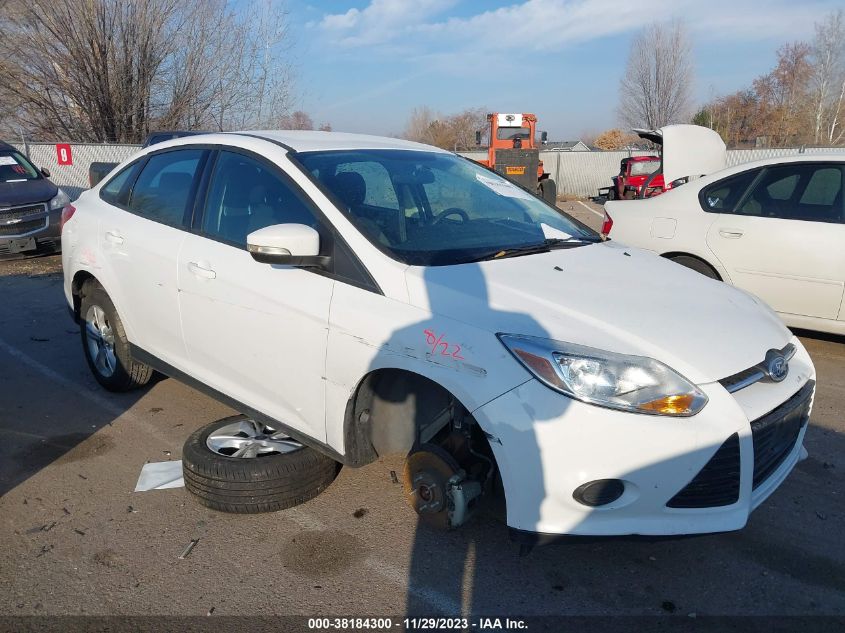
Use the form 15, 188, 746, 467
79, 281, 153, 391
668, 255, 721, 280
607, 187, 616, 201
182, 415, 339, 514
539, 178, 557, 204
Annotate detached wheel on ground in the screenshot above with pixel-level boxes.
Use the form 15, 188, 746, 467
182, 415, 339, 513
79, 280, 153, 391
667, 255, 721, 280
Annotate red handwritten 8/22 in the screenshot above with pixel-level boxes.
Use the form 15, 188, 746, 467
423, 329, 465, 360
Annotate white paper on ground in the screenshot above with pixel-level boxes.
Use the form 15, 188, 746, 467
134, 460, 184, 491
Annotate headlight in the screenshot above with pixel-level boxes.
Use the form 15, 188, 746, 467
498, 334, 708, 417
49, 189, 70, 211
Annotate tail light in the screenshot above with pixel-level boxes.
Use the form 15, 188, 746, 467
601, 211, 613, 237
60, 204, 76, 232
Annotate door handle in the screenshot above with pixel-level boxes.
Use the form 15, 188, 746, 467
187, 261, 216, 279
718, 229, 744, 239
104, 230, 124, 245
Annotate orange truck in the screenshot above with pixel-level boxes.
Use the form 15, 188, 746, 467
475, 113, 557, 203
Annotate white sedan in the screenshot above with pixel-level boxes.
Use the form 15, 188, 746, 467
605, 155, 845, 336
62, 132, 814, 540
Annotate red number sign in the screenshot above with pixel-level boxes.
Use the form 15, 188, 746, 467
56, 144, 73, 166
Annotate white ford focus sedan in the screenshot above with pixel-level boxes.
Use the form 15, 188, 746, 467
605, 155, 845, 336
61, 132, 815, 544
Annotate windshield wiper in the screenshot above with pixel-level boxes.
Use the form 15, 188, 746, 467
466, 237, 599, 263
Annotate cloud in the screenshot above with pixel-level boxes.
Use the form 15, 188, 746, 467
314, 0, 840, 55
316, 0, 457, 47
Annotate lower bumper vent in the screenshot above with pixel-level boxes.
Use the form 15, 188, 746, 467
667, 433, 740, 508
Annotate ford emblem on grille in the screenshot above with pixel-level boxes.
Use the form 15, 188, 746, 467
763, 349, 789, 382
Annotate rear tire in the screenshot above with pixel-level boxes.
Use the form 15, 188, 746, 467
539, 179, 557, 204
182, 415, 339, 514
668, 255, 720, 280
79, 281, 153, 391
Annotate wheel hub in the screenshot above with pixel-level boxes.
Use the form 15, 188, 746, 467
84, 304, 117, 377
403, 444, 462, 529
206, 418, 304, 458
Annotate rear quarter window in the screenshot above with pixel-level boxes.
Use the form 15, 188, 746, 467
699, 168, 760, 213
100, 162, 141, 207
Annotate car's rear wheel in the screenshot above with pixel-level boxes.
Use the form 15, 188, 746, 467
79, 281, 153, 391
668, 255, 721, 280
182, 415, 339, 514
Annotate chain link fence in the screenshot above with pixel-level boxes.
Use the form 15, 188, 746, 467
13, 141, 845, 201
13, 142, 141, 201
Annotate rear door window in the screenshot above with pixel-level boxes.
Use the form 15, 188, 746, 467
738, 163, 843, 222
128, 149, 205, 227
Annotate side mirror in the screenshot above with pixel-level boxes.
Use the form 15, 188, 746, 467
40, 167, 51, 178
540, 131, 548, 143
475, 131, 481, 146
246, 224, 329, 268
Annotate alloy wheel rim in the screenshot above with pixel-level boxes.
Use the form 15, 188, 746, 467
206, 418, 304, 458
85, 304, 117, 377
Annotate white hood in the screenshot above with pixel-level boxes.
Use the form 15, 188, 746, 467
405, 242, 791, 384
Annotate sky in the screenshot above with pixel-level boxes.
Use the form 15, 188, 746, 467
286, 0, 842, 140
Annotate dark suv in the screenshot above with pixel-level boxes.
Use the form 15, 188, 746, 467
0, 141, 69, 256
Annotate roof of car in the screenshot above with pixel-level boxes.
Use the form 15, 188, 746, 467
229, 130, 448, 154
0, 141, 16, 152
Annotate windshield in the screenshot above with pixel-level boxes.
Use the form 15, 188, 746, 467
0, 151, 40, 183
629, 159, 660, 176
496, 127, 531, 141
295, 149, 598, 266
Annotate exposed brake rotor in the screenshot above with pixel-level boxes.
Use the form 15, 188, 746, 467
402, 444, 462, 530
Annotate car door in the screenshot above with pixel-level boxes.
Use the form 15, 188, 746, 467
177, 149, 335, 442
97, 147, 208, 364
705, 162, 845, 320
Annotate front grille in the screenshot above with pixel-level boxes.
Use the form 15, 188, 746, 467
0, 203, 46, 222
751, 380, 813, 488
667, 433, 740, 508
719, 343, 796, 393
0, 217, 47, 236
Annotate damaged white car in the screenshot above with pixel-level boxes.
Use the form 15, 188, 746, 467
61, 131, 815, 544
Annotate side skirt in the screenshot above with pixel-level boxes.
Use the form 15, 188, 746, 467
130, 344, 349, 465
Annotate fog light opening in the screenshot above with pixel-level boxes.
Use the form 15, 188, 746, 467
573, 479, 625, 507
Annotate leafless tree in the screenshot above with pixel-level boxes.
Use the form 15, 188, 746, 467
403, 106, 487, 150
0, 0, 296, 142
279, 111, 315, 130
618, 20, 694, 130
809, 9, 845, 145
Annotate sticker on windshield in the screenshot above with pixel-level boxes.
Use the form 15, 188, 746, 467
0, 156, 19, 167
475, 173, 534, 201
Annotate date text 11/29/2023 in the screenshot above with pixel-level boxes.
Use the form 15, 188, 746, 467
307, 618, 528, 630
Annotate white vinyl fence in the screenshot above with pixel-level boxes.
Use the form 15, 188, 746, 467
13, 141, 845, 201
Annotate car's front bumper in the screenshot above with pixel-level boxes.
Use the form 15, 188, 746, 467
0, 204, 61, 255
473, 338, 815, 537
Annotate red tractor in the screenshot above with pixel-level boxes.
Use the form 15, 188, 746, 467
475, 113, 557, 203
607, 155, 666, 200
